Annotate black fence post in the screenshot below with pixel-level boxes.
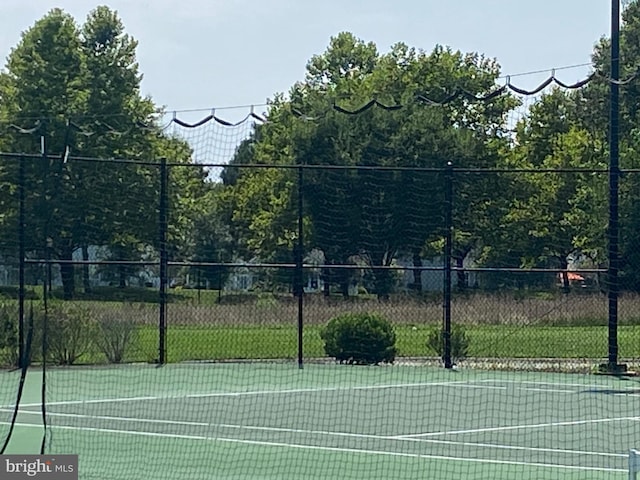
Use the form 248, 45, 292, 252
18, 155, 25, 368
607, 0, 623, 373
443, 162, 453, 369
158, 158, 169, 365
39, 127, 53, 298
295, 165, 304, 369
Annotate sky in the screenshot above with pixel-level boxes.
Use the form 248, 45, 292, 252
0, 0, 615, 123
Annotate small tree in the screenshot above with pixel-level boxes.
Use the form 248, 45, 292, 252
44, 303, 96, 365
321, 312, 396, 365
94, 309, 138, 363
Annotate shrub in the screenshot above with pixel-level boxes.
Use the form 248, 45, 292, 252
0, 300, 18, 367
94, 310, 138, 363
43, 303, 96, 365
426, 325, 470, 364
321, 312, 396, 365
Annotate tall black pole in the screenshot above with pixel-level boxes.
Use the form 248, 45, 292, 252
40, 129, 52, 298
608, 0, 621, 371
158, 159, 169, 365
295, 165, 304, 369
443, 162, 453, 369
18, 155, 25, 368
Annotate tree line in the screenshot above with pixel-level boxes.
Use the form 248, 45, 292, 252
1, 5, 640, 299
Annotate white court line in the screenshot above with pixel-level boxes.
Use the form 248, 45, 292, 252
478, 379, 640, 391
8, 380, 489, 409
9, 379, 578, 410
2, 410, 627, 459
487, 379, 640, 395
522, 388, 576, 393
0, 421, 627, 474
453, 385, 507, 390
3, 378, 591, 411
215, 423, 626, 459
0, 408, 209, 427
3, 395, 161, 409
400, 437, 627, 459
3, 377, 630, 410
394, 416, 640, 439
9, 377, 611, 410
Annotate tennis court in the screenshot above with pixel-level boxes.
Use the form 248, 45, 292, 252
1, 363, 639, 479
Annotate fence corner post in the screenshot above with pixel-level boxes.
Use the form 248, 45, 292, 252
443, 161, 454, 369
158, 158, 169, 365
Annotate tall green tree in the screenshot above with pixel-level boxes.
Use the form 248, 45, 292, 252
0, 9, 87, 298
596, 0, 640, 291
221, 33, 515, 298
0, 7, 201, 298
556, 0, 640, 291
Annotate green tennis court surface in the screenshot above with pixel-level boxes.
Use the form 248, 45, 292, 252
2, 364, 639, 479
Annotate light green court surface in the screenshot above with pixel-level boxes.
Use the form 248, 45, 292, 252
1, 363, 639, 480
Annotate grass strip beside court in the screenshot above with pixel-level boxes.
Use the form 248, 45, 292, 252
133, 324, 640, 363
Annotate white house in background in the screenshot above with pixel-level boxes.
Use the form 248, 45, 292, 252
0, 263, 16, 286
0, 247, 478, 294
225, 265, 254, 291
220, 255, 478, 294
0, 246, 158, 288
396, 254, 479, 292
222, 263, 324, 293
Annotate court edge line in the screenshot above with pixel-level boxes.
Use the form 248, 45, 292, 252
1, 422, 627, 474
214, 423, 627, 459
394, 416, 640, 438
7, 377, 600, 410
10, 376, 631, 410
478, 379, 640, 390
4, 380, 489, 409
1, 413, 627, 459
522, 387, 576, 393
0, 409, 209, 427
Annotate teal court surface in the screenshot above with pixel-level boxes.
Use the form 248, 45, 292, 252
1, 363, 639, 480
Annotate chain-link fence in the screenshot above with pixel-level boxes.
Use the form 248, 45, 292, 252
1, 153, 638, 480
0, 155, 634, 372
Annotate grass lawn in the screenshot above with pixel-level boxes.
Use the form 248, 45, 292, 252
3, 289, 640, 366
128, 324, 640, 363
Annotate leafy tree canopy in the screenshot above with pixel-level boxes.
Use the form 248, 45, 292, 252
221, 32, 517, 297
0, 7, 204, 298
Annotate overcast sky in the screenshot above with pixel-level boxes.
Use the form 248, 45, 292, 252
0, 1, 614, 122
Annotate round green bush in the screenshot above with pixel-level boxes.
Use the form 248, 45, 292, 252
321, 312, 396, 365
